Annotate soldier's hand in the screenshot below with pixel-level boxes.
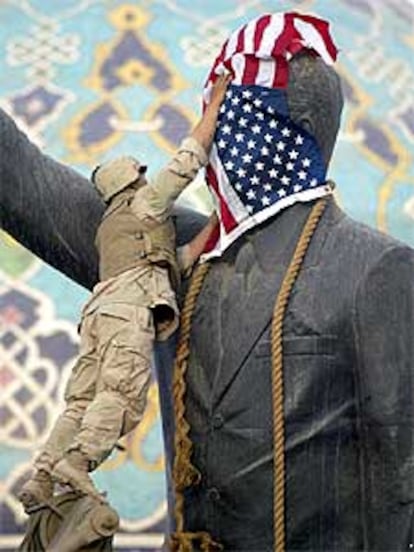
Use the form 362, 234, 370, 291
210, 72, 232, 108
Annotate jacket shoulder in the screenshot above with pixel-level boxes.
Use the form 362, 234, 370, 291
323, 201, 414, 271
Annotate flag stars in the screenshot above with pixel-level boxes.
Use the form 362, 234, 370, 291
225, 89, 233, 99
212, 95, 322, 219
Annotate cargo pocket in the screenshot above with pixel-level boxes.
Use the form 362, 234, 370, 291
96, 304, 154, 399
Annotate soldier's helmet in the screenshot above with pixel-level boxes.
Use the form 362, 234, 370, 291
91, 156, 147, 202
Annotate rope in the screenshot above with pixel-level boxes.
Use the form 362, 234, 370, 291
271, 197, 328, 552
170, 262, 223, 551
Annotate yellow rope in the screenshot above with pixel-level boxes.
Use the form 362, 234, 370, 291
271, 198, 328, 551
170, 197, 328, 551
170, 262, 223, 551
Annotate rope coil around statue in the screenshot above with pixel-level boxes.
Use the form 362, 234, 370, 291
170, 197, 329, 552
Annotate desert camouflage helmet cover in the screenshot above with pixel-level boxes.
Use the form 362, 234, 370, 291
92, 156, 146, 201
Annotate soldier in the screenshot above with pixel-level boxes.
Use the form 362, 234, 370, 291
17, 73, 229, 510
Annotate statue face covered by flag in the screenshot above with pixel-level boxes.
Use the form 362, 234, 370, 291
201, 12, 338, 260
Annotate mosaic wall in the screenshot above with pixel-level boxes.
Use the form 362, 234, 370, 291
0, 0, 413, 550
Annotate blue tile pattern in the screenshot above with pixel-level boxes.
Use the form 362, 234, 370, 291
0, 1, 413, 550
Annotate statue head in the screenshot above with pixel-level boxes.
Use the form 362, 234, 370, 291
287, 52, 344, 167
200, 12, 343, 261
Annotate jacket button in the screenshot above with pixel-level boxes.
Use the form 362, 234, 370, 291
207, 487, 221, 502
135, 232, 143, 239
211, 413, 224, 429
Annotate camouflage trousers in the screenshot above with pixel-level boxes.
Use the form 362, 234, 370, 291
35, 303, 154, 472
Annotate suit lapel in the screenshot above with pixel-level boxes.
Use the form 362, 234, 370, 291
210, 259, 287, 406
208, 197, 344, 407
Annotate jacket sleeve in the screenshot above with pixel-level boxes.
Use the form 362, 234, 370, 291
0, 108, 206, 289
130, 137, 208, 224
353, 245, 414, 550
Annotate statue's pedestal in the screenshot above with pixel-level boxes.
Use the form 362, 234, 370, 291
18, 491, 119, 552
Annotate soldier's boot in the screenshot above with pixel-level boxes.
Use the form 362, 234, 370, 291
18, 469, 54, 511
52, 450, 105, 503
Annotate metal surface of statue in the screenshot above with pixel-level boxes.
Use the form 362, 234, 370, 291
1, 11, 414, 552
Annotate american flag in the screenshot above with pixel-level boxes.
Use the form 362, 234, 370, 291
201, 12, 338, 260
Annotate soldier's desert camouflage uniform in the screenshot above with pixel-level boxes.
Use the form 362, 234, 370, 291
32, 136, 207, 477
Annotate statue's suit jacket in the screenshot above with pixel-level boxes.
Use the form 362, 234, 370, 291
1, 109, 414, 551
157, 197, 414, 551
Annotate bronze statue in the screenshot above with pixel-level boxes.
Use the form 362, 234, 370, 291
2, 11, 414, 551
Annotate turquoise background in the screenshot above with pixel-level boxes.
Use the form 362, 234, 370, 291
0, 1, 413, 550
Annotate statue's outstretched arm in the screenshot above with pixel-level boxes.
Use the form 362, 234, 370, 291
0, 108, 206, 290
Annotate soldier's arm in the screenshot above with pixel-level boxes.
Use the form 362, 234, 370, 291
130, 73, 231, 222
190, 72, 232, 153
0, 108, 206, 289
177, 211, 218, 275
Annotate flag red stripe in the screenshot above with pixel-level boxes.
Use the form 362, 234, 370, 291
206, 165, 238, 233
203, 222, 220, 253
242, 54, 260, 84
291, 12, 338, 60
254, 14, 272, 49
273, 56, 289, 88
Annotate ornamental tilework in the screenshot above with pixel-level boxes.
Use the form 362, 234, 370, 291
0, 0, 413, 550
